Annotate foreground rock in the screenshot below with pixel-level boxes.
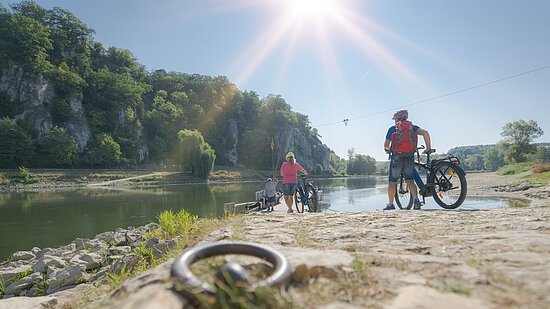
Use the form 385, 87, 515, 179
79, 206, 550, 309
0, 223, 160, 302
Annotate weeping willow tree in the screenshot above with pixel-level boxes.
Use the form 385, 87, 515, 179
177, 129, 215, 179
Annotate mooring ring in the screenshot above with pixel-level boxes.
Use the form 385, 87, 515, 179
171, 241, 292, 295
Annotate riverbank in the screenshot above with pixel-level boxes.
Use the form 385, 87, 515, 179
1, 172, 549, 308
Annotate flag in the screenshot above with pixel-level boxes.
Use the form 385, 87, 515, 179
271, 137, 275, 150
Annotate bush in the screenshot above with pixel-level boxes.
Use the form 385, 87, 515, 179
16, 166, 38, 184
497, 162, 533, 175
532, 163, 550, 174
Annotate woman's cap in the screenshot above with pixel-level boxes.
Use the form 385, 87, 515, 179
286, 152, 295, 159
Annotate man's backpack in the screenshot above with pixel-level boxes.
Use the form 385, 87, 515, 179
391, 120, 417, 155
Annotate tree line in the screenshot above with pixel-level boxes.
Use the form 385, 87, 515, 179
0, 1, 337, 178
448, 120, 548, 171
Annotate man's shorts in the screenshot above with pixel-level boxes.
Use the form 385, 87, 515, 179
388, 155, 415, 183
265, 195, 276, 205
283, 183, 297, 196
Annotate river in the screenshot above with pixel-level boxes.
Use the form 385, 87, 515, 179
0, 177, 510, 260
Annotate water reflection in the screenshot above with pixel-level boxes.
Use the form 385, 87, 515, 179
0, 177, 517, 260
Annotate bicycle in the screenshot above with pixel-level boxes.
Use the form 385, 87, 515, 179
393, 145, 467, 209
294, 175, 320, 213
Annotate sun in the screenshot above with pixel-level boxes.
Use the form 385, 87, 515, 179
284, 0, 341, 20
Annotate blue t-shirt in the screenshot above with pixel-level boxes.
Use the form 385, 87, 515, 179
385, 125, 420, 140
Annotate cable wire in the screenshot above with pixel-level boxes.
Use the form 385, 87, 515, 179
312, 65, 550, 127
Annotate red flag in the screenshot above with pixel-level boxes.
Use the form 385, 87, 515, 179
271, 137, 275, 150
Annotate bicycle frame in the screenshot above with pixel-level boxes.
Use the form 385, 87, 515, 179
296, 178, 309, 205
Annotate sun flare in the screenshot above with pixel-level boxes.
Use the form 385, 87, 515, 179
284, 0, 341, 20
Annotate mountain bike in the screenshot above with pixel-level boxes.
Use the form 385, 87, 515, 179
295, 175, 319, 213
394, 146, 467, 209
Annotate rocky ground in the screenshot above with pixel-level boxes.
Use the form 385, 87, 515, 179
1, 172, 549, 308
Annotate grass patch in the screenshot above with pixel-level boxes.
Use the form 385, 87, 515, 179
293, 224, 314, 248
230, 216, 247, 240
62, 210, 233, 308
432, 283, 471, 296
524, 170, 550, 186
156, 209, 200, 239
497, 162, 533, 175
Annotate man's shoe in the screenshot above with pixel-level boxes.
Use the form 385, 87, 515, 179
413, 200, 422, 210
383, 204, 396, 210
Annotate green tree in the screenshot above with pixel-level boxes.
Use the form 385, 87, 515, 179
35, 127, 78, 167
483, 147, 505, 171
86, 133, 121, 167
0, 12, 53, 72
347, 153, 376, 175
501, 120, 544, 163
0, 118, 34, 167
176, 129, 215, 179
465, 154, 484, 171
534, 146, 550, 163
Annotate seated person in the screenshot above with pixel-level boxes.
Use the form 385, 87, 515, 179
264, 178, 278, 211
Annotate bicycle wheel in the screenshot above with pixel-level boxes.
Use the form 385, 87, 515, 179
294, 188, 304, 213
429, 162, 467, 209
394, 174, 413, 210
305, 184, 319, 212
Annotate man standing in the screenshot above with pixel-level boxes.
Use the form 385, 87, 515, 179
383, 110, 431, 210
280, 152, 308, 213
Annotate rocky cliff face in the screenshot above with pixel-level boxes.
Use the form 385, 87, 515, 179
274, 128, 331, 172
0, 67, 91, 151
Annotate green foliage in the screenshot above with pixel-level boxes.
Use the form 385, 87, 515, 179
16, 166, 38, 184
465, 154, 484, 171
132, 244, 157, 267
497, 162, 533, 175
501, 120, 544, 163
85, 133, 121, 167
483, 147, 505, 171
51, 97, 72, 124
346, 151, 376, 175
0, 118, 34, 168
533, 146, 550, 163
0, 2, 335, 170
177, 129, 216, 179
35, 126, 78, 167
0, 91, 17, 118
157, 209, 199, 238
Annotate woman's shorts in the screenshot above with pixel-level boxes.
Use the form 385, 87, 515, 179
283, 183, 297, 196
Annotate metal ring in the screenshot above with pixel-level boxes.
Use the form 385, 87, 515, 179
171, 241, 292, 295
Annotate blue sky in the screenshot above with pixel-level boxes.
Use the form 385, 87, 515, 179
2, 0, 549, 160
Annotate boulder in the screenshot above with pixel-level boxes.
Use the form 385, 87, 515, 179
146, 238, 177, 259
108, 246, 132, 256
12, 251, 35, 262
46, 265, 87, 294
111, 255, 141, 275
69, 251, 102, 270
0, 295, 58, 308
32, 256, 66, 273
4, 272, 42, 296
0, 266, 31, 283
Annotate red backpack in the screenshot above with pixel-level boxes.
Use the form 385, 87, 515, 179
391, 120, 417, 155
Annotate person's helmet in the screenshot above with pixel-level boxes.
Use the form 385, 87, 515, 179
392, 110, 408, 121
267, 178, 272, 182
286, 152, 295, 159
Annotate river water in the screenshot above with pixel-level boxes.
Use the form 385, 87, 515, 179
0, 177, 511, 260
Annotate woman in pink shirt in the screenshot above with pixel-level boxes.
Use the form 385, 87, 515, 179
280, 152, 308, 213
